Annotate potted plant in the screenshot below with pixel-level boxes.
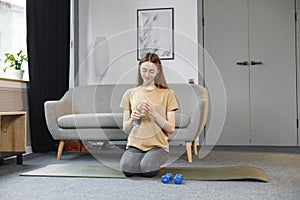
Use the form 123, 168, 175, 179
3, 50, 28, 80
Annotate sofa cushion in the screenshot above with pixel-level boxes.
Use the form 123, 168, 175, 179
57, 113, 190, 129
58, 113, 123, 128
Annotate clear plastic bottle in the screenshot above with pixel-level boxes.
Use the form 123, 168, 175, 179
133, 109, 144, 128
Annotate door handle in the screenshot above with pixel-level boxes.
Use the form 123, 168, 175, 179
236, 61, 263, 66
250, 61, 263, 65
236, 61, 249, 66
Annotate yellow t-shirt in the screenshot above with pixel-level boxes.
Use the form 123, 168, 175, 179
120, 86, 179, 152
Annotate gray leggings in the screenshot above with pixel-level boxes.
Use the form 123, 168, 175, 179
120, 147, 168, 177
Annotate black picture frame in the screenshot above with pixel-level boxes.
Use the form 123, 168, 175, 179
137, 8, 174, 60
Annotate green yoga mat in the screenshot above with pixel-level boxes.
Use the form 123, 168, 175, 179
20, 164, 269, 182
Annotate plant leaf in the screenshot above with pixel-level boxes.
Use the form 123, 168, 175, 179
17, 50, 23, 56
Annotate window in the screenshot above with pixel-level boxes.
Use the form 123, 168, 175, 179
0, 0, 28, 81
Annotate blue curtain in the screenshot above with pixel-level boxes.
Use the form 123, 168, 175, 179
26, 0, 70, 152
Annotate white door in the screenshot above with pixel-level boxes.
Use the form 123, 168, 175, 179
249, 0, 297, 145
204, 0, 250, 145
204, 0, 297, 145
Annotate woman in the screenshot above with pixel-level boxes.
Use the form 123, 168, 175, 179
120, 53, 179, 177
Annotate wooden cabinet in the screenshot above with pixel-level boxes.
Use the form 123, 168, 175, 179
0, 112, 26, 164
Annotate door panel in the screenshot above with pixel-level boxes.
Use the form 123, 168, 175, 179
204, 0, 250, 145
249, 0, 297, 145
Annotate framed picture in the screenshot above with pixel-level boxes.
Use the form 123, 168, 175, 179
137, 8, 174, 60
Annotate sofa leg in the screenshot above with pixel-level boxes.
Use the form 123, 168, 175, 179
185, 141, 192, 163
192, 140, 198, 155
57, 140, 65, 160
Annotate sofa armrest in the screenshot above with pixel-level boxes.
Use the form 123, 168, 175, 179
44, 91, 72, 139
194, 85, 209, 140
169, 84, 209, 142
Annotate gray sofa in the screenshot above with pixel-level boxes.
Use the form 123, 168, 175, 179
44, 84, 209, 162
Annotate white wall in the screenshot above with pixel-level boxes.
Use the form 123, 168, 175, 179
78, 0, 198, 85
0, 1, 29, 81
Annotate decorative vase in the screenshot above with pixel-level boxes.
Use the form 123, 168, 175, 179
5, 69, 24, 80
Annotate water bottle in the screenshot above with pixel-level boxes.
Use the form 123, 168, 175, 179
133, 109, 144, 128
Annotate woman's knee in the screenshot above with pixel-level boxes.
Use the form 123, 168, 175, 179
120, 148, 143, 174
139, 159, 159, 174
139, 159, 160, 177
120, 160, 139, 173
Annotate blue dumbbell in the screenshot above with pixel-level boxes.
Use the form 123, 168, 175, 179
165, 173, 173, 182
174, 174, 183, 184
175, 174, 183, 180
161, 175, 170, 184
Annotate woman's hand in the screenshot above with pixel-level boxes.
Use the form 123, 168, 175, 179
136, 99, 176, 134
130, 110, 143, 121
137, 99, 157, 116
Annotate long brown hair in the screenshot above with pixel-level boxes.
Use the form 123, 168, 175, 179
137, 53, 169, 89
